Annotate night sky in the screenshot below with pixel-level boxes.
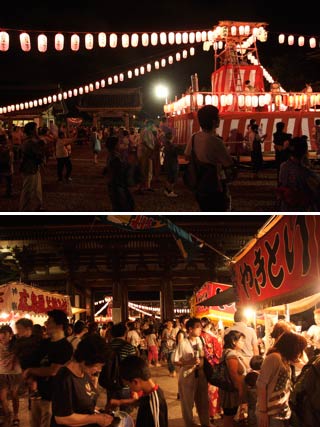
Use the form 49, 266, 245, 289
0, 1, 319, 117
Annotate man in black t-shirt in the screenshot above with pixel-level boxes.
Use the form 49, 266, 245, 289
23, 309, 73, 427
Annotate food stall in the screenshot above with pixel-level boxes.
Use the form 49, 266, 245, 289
0, 281, 72, 327
191, 281, 236, 328
231, 215, 320, 348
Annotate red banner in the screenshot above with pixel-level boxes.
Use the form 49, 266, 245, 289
233, 216, 320, 308
195, 282, 236, 316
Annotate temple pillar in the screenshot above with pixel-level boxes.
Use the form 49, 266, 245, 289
112, 281, 128, 323
160, 278, 174, 321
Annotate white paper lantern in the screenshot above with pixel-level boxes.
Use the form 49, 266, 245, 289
212, 95, 219, 107
252, 95, 259, 108
140, 66, 145, 75
182, 50, 188, 59
176, 52, 181, 61
134, 68, 139, 76
142, 33, 149, 46
175, 33, 182, 44
71, 34, 80, 51
79, 87, 84, 95
146, 64, 152, 72
278, 34, 285, 44
122, 34, 129, 48
20, 32, 31, 52
168, 32, 175, 45
196, 32, 202, 43
48, 95, 53, 103
101, 79, 106, 87
151, 33, 158, 46
239, 25, 245, 36
168, 56, 174, 64
63, 92, 68, 100
288, 35, 294, 45
190, 47, 195, 56
238, 94, 245, 108
119, 74, 124, 82
95, 82, 100, 90
108, 77, 113, 85
37, 34, 47, 53
98, 32, 107, 48
52, 95, 57, 103
128, 70, 133, 79
58, 93, 63, 101
155, 61, 160, 69
38, 99, 43, 106
161, 58, 166, 67
55, 33, 64, 51
109, 33, 118, 48
259, 95, 266, 107
128, 34, 138, 48
43, 97, 48, 105
189, 32, 195, 44
182, 32, 189, 44
3, 107, 8, 113
226, 94, 233, 106
197, 94, 204, 106
68, 90, 72, 98
201, 31, 207, 41
0, 32, 9, 52
298, 36, 305, 47
245, 25, 250, 36
309, 37, 316, 48
85, 33, 94, 50
160, 32, 167, 45
85, 86, 89, 93
231, 26, 237, 36
113, 75, 119, 84
205, 95, 212, 105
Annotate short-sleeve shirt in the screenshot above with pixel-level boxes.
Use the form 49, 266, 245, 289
307, 324, 320, 346
36, 338, 74, 401
52, 366, 98, 427
136, 385, 168, 427
256, 352, 291, 419
224, 322, 258, 360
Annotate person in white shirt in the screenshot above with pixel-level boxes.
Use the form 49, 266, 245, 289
306, 309, 320, 355
174, 317, 209, 427
224, 310, 259, 369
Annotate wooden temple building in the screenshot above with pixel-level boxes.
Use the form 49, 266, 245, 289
0, 216, 268, 322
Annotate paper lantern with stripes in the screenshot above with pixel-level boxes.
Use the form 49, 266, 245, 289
20, 33, 31, 52
71, 34, 80, 51
0, 32, 9, 52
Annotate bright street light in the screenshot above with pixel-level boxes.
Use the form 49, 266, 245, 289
155, 84, 169, 104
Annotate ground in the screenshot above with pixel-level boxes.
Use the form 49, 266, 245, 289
6, 364, 224, 427
1, 143, 318, 212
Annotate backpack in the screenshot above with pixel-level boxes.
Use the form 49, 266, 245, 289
98, 341, 126, 391
203, 351, 236, 392
290, 355, 320, 424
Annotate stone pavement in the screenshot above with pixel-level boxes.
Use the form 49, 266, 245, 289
2, 143, 318, 212
8, 364, 224, 427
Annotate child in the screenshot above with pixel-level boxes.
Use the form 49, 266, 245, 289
163, 132, 185, 198
244, 355, 264, 427
145, 326, 161, 367
116, 355, 168, 427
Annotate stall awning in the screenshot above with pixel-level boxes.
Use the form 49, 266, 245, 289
264, 292, 320, 315
232, 215, 320, 310
196, 287, 236, 307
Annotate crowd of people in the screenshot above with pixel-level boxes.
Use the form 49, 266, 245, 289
1, 107, 320, 212
1, 307, 320, 427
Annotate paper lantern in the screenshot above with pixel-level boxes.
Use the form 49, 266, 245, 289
231, 26, 237, 36
63, 92, 68, 99
275, 95, 282, 106
52, 95, 57, 103
0, 108, 2, 114
122, 34, 129, 48
16, 104, 20, 111
239, 25, 245, 36
109, 33, 118, 48
205, 94, 212, 105
101, 79, 106, 87
151, 33, 158, 46
113, 75, 119, 84
3, 107, 7, 113
176, 53, 181, 61
226, 94, 233, 106
160, 32, 167, 45
71, 34, 80, 51
238, 94, 245, 107
298, 36, 305, 47
68, 90, 72, 98
128, 34, 138, 48
185, 95, 191, 107
7, 106, 12, 113
220, 95, 227, 107
168, 32, 175, 45
119, 74, 124, 82
58, 93, 63, 101
252, 95, 259, 108
196, 94, 204, 107
175, 33, 182, 44
20, 33, 31, 52
212, 95, 219, 107
259, 95, 266, 107
36, 34, 47, 53
79, 87, 84, 95
245, 25, 250, 36
85, 33, 94, 50
182, 50, 188, 59
127, 70, 133, 79
310, 94, 316, 107
182, 32, 189, 44
278, 34, 285, 44
142, 33, 149, 47
218, 41, 224, 50
190, 47, 195, 56
48, 96, 53, 103
43, 97, 48, 105
168, 56, 174, 64
146, 64, 152, 72
95, 82, 100, 90
288, 35, 294, 45
38, 99, 43, 106
134, 68, 139, 76
155, 61, 160, 69
252, 27, 259, 37
196, 31, 202, 42
140, 66, 145, 75
213, 42, 218, 51
0, 32, 9, 51
189, 32, 195, 43
85, 86, 89, 93
55, 33, 64, 51
309, 37, 316, 48
98, 32, 107, 48
161, 59, 166, 67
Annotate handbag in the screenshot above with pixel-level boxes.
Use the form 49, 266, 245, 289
203, 354, 236, 392
183, 134, 199, 191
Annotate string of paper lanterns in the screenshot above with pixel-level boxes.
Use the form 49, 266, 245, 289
278, 33, 318, 48
0, 47, 195, 114
0, 29, 207, 52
